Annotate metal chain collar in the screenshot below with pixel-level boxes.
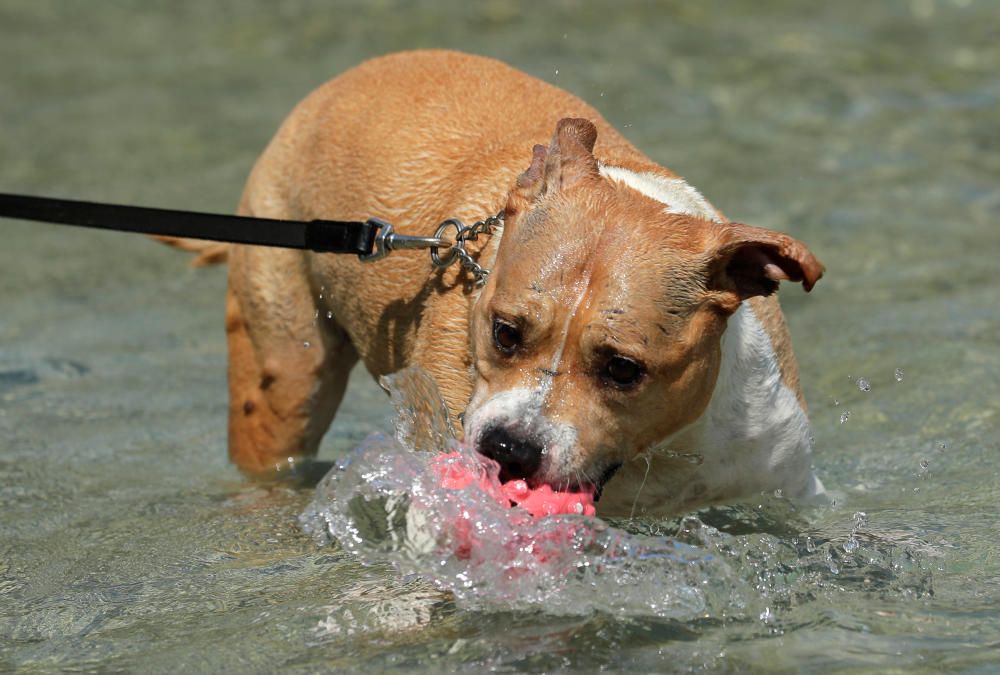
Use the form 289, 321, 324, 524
429, 210, 505, 286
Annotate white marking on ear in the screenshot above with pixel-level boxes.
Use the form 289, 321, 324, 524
598, 164, 721, 222
763, 262, 791, 282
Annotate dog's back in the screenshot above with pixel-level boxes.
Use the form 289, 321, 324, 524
232, 51, 664, 420
209, 51, 823, 516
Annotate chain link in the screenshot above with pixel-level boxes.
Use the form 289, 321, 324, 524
430, 210, 504, 286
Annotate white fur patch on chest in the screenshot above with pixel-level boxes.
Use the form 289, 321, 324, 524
598, 164, 721, 222
676, 304, 820, 496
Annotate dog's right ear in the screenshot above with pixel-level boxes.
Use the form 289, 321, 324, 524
705, 222, 825, 312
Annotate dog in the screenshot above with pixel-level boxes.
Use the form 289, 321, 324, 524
167, 50, 826, 516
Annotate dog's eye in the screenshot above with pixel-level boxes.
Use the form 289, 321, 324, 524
492, 318, 521, 355
603, 355, 644, 388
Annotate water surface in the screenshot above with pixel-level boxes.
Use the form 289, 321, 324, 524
1, 1, 998, 671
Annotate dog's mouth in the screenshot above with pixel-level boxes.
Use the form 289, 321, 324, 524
467, 407, 621, 504
592, 461, 624, 502
515, 460, 624, 503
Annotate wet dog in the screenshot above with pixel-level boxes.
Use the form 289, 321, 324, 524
172, 50, 825, 515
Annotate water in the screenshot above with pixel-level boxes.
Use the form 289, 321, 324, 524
1, 1, 998, 671
301, 367, 932, 624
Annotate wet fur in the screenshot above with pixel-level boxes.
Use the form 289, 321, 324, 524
194, 50, 824, 515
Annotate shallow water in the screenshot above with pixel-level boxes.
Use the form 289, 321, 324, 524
1, 1, 998, 671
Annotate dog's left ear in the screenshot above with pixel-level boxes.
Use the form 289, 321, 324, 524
506, 118, 600, 217
707, 222, 824, 308
543, 118, 600, 192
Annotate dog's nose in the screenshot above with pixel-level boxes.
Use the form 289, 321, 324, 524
476, 425, 543, 482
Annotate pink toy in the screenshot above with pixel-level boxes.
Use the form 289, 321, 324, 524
431, 451, 596, 517
429, 451, 596, 561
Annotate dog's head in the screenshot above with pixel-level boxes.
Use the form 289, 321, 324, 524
463, 118, 823, 498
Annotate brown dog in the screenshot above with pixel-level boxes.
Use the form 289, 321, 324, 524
174, 50, 825, 516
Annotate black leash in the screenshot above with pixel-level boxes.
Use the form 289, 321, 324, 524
0, 192, 447, 261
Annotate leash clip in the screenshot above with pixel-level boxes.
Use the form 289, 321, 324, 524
359, 218, 450, 262
360, 210, 503, 287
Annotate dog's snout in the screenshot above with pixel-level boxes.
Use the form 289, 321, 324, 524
476, 425, 543, 482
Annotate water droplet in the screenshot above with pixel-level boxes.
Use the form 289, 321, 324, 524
805, 536, 816, 552
313, 309, 320, 319
852, 511, 868, 529
554, 69, 559, 75
894, 368, 904, 382
843, 536, 859, 553
856, 377, 871, 392
326, 311, 334, 320
759, 607, 773, 623
936, 442, 947, 452
839, 410, 851, 424
832, 398, 840, 407
302, 341, 311, 349
599, 91, 605, 97
773, 488, 783, 498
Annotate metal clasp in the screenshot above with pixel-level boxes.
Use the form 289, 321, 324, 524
359, 218, 450, 262
358, 211, 502, 287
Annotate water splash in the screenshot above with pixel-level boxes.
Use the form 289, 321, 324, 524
843, 511, 867, 553
300, 367, 932, 619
